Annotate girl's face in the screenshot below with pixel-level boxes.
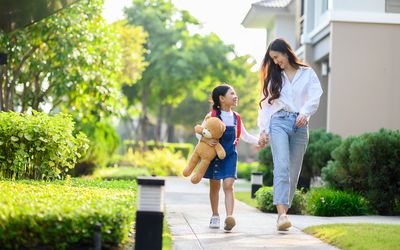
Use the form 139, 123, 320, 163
220, 87, 238, 108
269, 50, 289, 70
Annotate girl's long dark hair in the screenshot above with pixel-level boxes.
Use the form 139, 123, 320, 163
211, 84, 232, 116
259, 38, 307, 107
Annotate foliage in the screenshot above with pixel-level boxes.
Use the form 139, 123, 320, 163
0, 0, 126, 122
0, 179, 136, 249
304, 188, 370, 216
124, 140, 194, 158
255, 186, 304, 214
0, 111, 88, 180
322, 129, 400, 215
91, 167, 150, 180
301, 129, 341, 189
236, 161, 259, 180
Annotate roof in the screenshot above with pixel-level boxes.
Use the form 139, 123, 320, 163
253, 0, 292, 8
241, 0, 294, 28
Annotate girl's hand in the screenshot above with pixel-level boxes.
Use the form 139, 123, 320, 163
201, 137, 218, 146
258, 132, 269, 148
296, 114, 308, 128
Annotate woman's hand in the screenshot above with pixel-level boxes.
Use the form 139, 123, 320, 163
296, 114, 308, 128
258, 131, 269, 148
201, 137, 218, 146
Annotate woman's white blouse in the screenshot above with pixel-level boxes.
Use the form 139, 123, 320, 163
258, 66, 323, 134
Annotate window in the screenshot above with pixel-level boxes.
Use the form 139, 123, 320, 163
321, 0, 329, 14
386, 0, 400, 13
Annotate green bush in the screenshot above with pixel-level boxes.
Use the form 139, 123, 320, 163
92, 166, 150, 180
0, 179, 136, 249
237, 161, 259, 180
0, 111, 89, 180
143, 148, 186, 176
304, 188, 370, 216
75, 121, 120, 174
257, 129, 341, 189
124, 140, 194, 159
256, 147, 274, 186
255, 186, 304, 214
322, 129, 400, 215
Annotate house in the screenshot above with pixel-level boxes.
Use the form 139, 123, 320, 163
242, 0, 400, 137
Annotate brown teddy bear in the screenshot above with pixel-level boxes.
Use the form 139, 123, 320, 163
183, 116, 226, 184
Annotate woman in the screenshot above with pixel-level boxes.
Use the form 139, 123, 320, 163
258, 38, 323, 231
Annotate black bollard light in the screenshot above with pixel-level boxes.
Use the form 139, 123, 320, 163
134, 176, 165, 250
251, 172, 263, 199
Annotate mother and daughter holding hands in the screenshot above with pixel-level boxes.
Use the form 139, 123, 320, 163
185, 38, 323, 232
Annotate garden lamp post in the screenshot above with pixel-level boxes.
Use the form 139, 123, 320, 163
135, 176, 165, 250
251, 172, 263, 199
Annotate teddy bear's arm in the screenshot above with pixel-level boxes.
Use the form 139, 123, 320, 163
215, 143, 226, 160
194, 125, 204, 135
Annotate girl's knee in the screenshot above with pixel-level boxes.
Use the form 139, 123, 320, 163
223, 184, 234, 193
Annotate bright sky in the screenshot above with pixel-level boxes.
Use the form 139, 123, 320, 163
102, 0, 266, 68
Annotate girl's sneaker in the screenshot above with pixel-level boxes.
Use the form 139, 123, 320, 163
209, 216, 220, 229
224, 216, 236, 231
277, 214, 292, 231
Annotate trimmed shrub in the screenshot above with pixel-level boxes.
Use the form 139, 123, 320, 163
304, 188, 370, 216
132, 148, 185, 176
0, 179, 136, 249
0, 111, 89, 180
92, 166, 150, 180
257, 146, 274, 186
124, 140, 194, 159
322, 129, 400, 215
255, 186, 304, 214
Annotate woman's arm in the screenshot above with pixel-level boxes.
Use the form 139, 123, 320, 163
299, 69, 323, 118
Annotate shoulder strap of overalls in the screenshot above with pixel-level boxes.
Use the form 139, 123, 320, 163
233, 111, 241, 146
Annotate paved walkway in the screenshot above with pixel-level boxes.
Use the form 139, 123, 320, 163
164, 176, 400, 250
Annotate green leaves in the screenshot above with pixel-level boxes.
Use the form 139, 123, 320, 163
0, 179, 136, 249
0, 111, 89, 180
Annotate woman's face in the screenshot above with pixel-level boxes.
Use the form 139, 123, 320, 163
269, 50, 289, 70
220, 87, 238, 107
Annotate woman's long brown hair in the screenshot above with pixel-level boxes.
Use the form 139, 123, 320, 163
259, 38, 307, 108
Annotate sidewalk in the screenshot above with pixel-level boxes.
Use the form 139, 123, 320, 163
165, 176, 400, 249
168, 176, 336, 250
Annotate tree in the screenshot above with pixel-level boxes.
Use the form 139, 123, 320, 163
124, 0, 246, 145
0, 0, 123, 122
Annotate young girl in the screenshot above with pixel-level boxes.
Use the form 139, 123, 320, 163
196, 83, 259, 232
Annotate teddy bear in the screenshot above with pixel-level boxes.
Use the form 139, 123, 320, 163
183, 116, 226, 184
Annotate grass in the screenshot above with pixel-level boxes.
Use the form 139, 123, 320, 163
163, 217, 172, 250
304, 223, 400, 250
235, 191, 258, 208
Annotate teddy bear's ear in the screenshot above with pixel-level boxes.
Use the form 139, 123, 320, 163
204, 114, 211, 120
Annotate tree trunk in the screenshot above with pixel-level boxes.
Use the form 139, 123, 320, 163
166, 106, 175, 142
0, 65, 3, 110
32, 73, 41, 111
156, 91, 165, 143
139, 82, 150, 151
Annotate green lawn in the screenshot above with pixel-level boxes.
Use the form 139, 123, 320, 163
236, 191, 400, 250
304, 223, 400, 250
235, 191, 258, 208
163, 218, 172, 250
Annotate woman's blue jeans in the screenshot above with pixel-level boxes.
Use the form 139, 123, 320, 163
269, 110, 308, 208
